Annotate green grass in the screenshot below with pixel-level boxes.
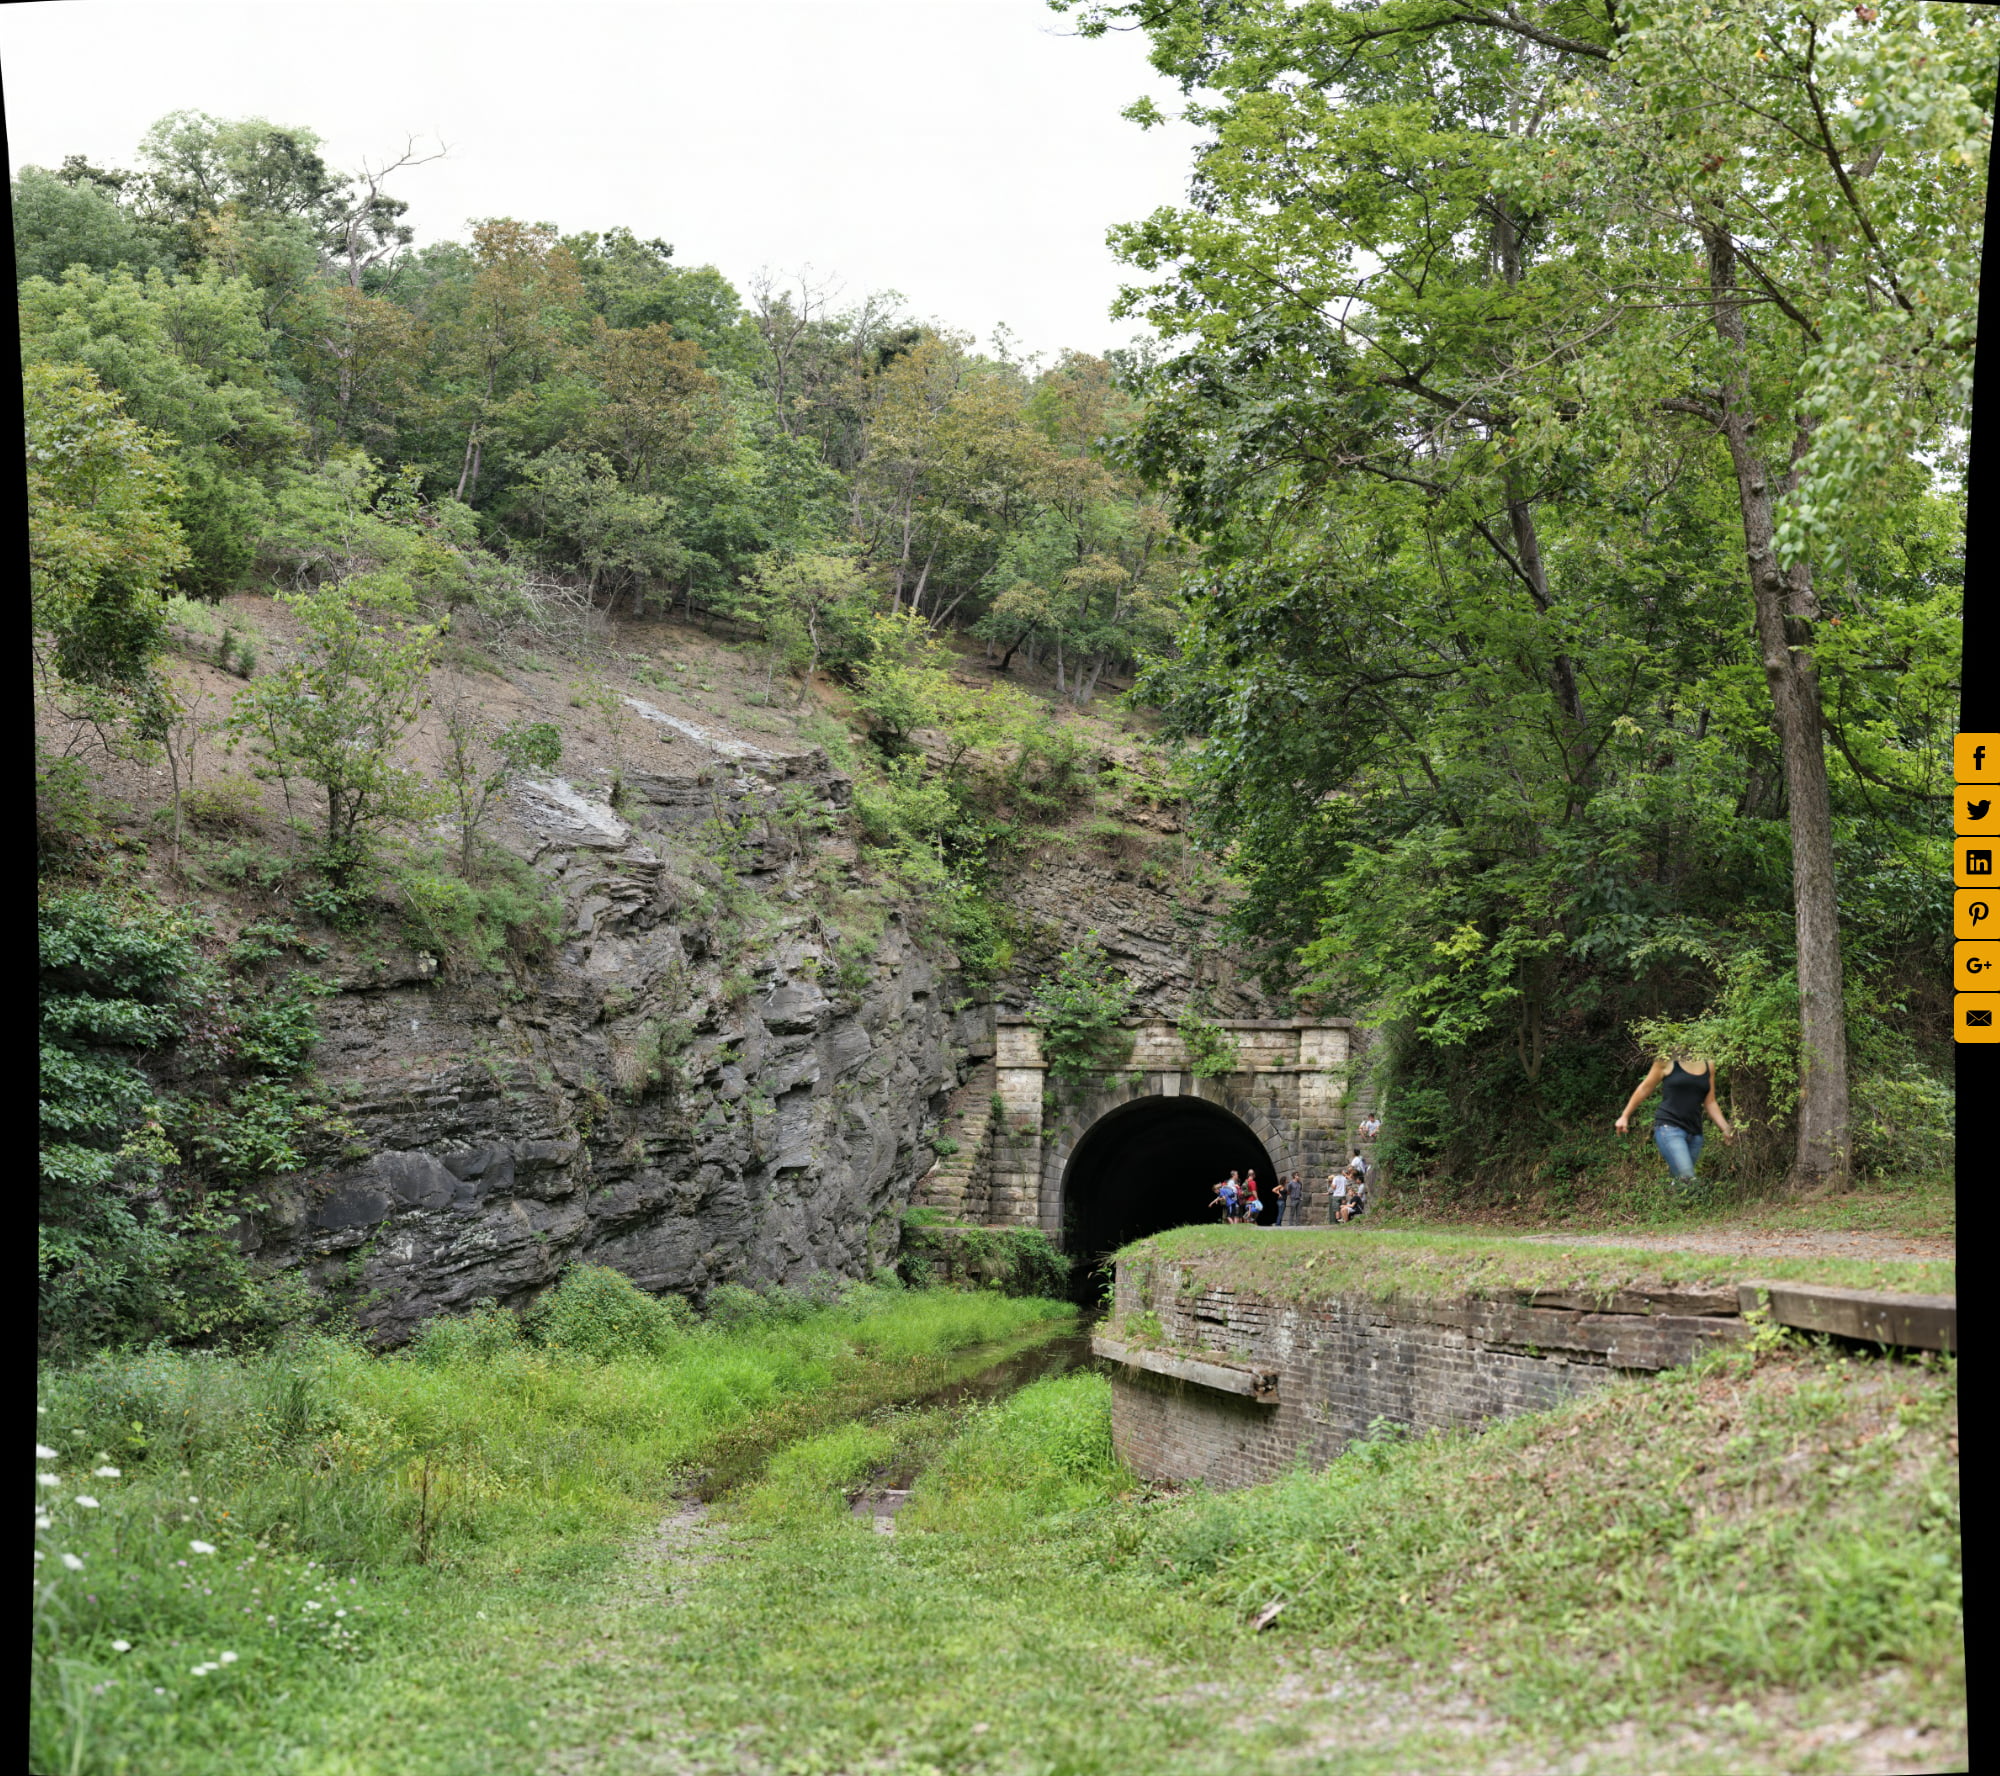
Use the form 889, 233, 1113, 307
40, 1304, 1958, 1773
262, 1343, 1957, 1774
32, 1283, 1075, 1775
1116, 1226, 1955, 1313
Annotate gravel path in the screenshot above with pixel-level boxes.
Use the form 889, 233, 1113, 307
1513, 1229, 1954, 1265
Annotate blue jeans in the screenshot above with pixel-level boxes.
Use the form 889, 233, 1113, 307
1652, 1123, 1705, 1183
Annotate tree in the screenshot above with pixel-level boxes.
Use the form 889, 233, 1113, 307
20, 264, 303, 595
27, 363, 189, 701
226, 576, 442, 878
1566, 0, 1989, 1185
741, 551, 875, 703
424, 219, 591, 503
437, 690, 562, 875
11, 164, 166, 284
507, 448, 685, 610
582, 319, 734, 494
1061, 0, 1979, 1189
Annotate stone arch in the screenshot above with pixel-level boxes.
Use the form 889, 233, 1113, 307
983, 1016, 1356, 1242
1047, 1085, 1296, 1279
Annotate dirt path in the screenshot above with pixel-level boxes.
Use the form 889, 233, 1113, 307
1514, 1228, 1955, 1265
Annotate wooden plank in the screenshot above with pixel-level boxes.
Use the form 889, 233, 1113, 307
1091, 1335, 1280, 1402
1740, 1281, 1956, 1353
1526, 1287, 1741, 1318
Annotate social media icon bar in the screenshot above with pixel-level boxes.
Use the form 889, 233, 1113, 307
1957, 736, 2000, 1041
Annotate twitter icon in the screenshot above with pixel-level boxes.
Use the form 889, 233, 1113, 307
1962, 796, 1999, 836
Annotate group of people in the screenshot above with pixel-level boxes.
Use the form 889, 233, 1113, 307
1209, 1111, 1385, 1226
1209, 1168, 1301, 1226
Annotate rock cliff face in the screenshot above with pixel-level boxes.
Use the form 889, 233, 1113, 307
244, 737, 977, 1346
231, 707, 1260, 1344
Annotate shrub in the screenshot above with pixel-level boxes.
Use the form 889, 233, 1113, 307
389, 852, 563, 977
408, 1299, 526, 1368
1029, 934, 1135, 1082
1176, 1005, 1240, 1079
523, 1265, 691, 1361
179, 775, 264, 833
36, 748, 112, 874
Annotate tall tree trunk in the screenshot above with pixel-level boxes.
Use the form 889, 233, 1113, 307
910, 540, 939, 619
1703, 225, 1849, 1190
454, 427, 480, 503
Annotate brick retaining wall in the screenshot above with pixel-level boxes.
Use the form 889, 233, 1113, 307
1098, 1255, 1752, 1490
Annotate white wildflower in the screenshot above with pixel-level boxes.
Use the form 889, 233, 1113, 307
219, 1651, 237, 1663
303, 1600, 321, 1610
188, 1540, 216, 1555
112, 1640, 131, 1653
38, 1475, 60, 1489
61, 1553, 84, 1571
334, 1609, 346, 1618
35, 1444, 55, 1460
92, 1467, 120, 1479
75, 1496, 100, 1509
35, 1515, 51, 1531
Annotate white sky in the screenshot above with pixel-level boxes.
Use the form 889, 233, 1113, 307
0, 0, 1206, 361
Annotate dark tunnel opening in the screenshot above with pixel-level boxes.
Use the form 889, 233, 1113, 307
1061, 1096, 1277, 1298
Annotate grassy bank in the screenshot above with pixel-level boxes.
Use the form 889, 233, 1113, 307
400, 1336, 1957, 1774
35, 1279, 1958, 1773
1114, 1226, 1955, 1314
32, 1279, 1075, 1776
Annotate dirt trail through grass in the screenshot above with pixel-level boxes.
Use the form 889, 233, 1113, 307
517, 1341, 1957, 1776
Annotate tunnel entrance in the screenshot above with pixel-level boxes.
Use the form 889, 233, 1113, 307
1060, 1095, 1278, 1297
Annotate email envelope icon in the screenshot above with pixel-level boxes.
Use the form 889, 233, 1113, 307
1970, 1009, 1994, 1027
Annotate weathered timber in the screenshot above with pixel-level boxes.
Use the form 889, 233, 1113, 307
1743, 1281, 1956, 1353
1091, 1334, 1280, 1402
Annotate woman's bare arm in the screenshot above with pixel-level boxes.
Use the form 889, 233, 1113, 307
1703, 1075, 1734, 1140
1615, 1059, 1670, 1133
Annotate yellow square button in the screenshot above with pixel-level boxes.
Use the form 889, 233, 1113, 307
1957, 890, 2000, 938
1956, 838, 2000, 886
1956, 942, 2000, 990
1960, 789, 2000, 836
1956, 734, 2000, 783
1956, 992, 2000, 1042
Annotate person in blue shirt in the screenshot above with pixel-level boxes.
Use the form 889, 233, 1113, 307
1209, 1172, 1240, 1222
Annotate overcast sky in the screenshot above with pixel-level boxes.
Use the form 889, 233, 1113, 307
0, 0, 1206, 361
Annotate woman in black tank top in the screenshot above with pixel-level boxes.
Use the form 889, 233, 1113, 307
1615, 1054, 1735, 1190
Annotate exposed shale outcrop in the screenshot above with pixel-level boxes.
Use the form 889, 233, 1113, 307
241, 739, 977, 1345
